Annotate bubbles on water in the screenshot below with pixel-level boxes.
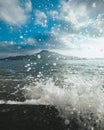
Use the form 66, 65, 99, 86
53, 63, 57, 66
37, 54, 41, 59
64, 119, 70, 125
27, 67, 31, 72
20, 35, 23, 39
37, 72, 43, 78
37, 75, 41, 78
25, 64, 31, 68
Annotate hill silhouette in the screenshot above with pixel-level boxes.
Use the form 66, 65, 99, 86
0, 50, 81, 60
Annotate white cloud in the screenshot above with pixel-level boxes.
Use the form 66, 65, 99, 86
35, 10, 47, 27
0, 0, 32, 25
92, 14, 104, 35
18, 38, 36, 45
26, 38, 36, 45
53, 37, 104, 58
51, 26, 104, 58
49, 10, 59, 20
49, 0, 104, 35
48, 0, 104, 58
25, 0, 32, 12
0, 41, 16, 46
49, 1, 92, 30
0, 40, 37, 58
60, 1, 88, 26
51, 26, 78, 48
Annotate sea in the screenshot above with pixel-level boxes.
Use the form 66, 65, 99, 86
0, 58, 104, 129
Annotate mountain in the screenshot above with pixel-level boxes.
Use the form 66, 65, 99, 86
0, 50, 81, 60
35, 50, 65, 59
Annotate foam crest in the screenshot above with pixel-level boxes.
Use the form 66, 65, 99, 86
23, 74, 104, 119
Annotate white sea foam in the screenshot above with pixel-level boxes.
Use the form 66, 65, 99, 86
20, 72, 104, 129
22, 74, 104, 118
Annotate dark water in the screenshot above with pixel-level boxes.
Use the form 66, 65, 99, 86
0, 59, 104, 127
0, 59, 66, 101
0, 59, 104, 102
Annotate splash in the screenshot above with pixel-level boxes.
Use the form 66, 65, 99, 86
23, 75, 104, 115
20, 72, 104, 129
1, 59, 104, 129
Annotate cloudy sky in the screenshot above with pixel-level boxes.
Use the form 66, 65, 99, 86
0, 0, 104, 58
